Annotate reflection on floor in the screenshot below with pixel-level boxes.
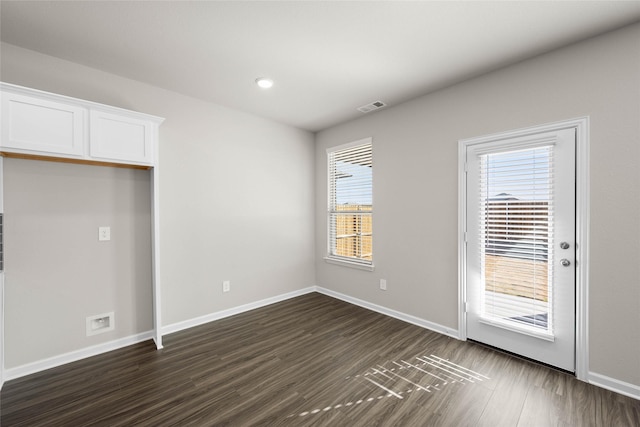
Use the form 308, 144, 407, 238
290, 353, 490, 419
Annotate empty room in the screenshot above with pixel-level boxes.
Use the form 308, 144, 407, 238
0, 1, 639, 425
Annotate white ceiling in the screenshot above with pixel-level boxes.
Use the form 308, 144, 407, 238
1, 1, 639, 132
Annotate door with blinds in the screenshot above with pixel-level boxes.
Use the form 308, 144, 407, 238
465, 128, 576, 372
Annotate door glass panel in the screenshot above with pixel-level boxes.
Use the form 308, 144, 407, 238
479, 146, 554, 337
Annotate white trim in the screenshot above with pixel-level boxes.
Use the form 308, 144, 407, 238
459, 118, 585, 146
0, 82, 163, 124
3, 331, 154, 382
5, 285, 638, 401
4, 288, 316, 383
316, 286, 459, 339
325, 137, 372, 154
574, 117, 590, 382
324, 256, 375, 271
588, 372, 640, 401
0, 156, 4, 390
151, 165, 163, 349
161, 287, 316, 336
458, 117, 590, 380
470, 135, 558, 156
458, 141, 468, 341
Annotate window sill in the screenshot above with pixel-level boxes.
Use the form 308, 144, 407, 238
324, 256, 375, 271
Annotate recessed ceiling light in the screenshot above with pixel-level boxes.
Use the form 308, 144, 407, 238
255, 77, 274, 89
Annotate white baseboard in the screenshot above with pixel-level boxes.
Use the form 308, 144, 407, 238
3, 287, 316, 385
4, 330, 154, 382
8, 286, 636, 403
315, 286, 459, 339
316, 287, 640, 401
161, 287, 316, 336
589, 372, 640, 401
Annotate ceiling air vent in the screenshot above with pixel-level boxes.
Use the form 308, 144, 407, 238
357, 101, 387, 113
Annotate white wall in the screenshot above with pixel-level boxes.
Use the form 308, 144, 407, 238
3, 160, 153, 367
0, 42, 316, 367
315, 24, 640, 387
156, 89, 315, 326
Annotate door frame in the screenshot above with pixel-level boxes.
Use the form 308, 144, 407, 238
458, 117, 590, 381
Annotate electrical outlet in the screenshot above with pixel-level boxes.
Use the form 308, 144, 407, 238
98, 226, 111, 241
380, 279, 387, 291
223, 280, 230, 293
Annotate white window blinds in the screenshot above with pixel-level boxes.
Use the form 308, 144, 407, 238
328, 139, 373, 266
479, 145, 554, 336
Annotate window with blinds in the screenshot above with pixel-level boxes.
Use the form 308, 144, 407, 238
327, 139, 373, 266
479, 145, 554, 336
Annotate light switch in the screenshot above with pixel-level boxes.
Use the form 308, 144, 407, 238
98, 226, 111, 241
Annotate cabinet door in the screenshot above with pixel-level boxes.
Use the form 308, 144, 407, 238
1, 92, 85, 157
89, 111, 154, 165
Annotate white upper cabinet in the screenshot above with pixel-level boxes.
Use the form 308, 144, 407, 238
89, 111, 154, 165
0, 83, 163, 167
1, 91, 85, 157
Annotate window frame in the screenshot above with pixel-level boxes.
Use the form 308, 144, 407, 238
325, 137, 374, 271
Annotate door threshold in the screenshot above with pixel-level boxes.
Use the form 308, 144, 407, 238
467, 339, 575, 376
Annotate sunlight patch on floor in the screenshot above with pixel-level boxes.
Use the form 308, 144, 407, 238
287, 353, 490, 418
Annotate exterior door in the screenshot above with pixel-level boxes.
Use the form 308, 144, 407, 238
465, 128, 576, 372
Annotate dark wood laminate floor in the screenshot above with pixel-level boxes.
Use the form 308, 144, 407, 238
2, 293, 639, 426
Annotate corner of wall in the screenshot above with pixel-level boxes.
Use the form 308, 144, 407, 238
588, 372, 640, 401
